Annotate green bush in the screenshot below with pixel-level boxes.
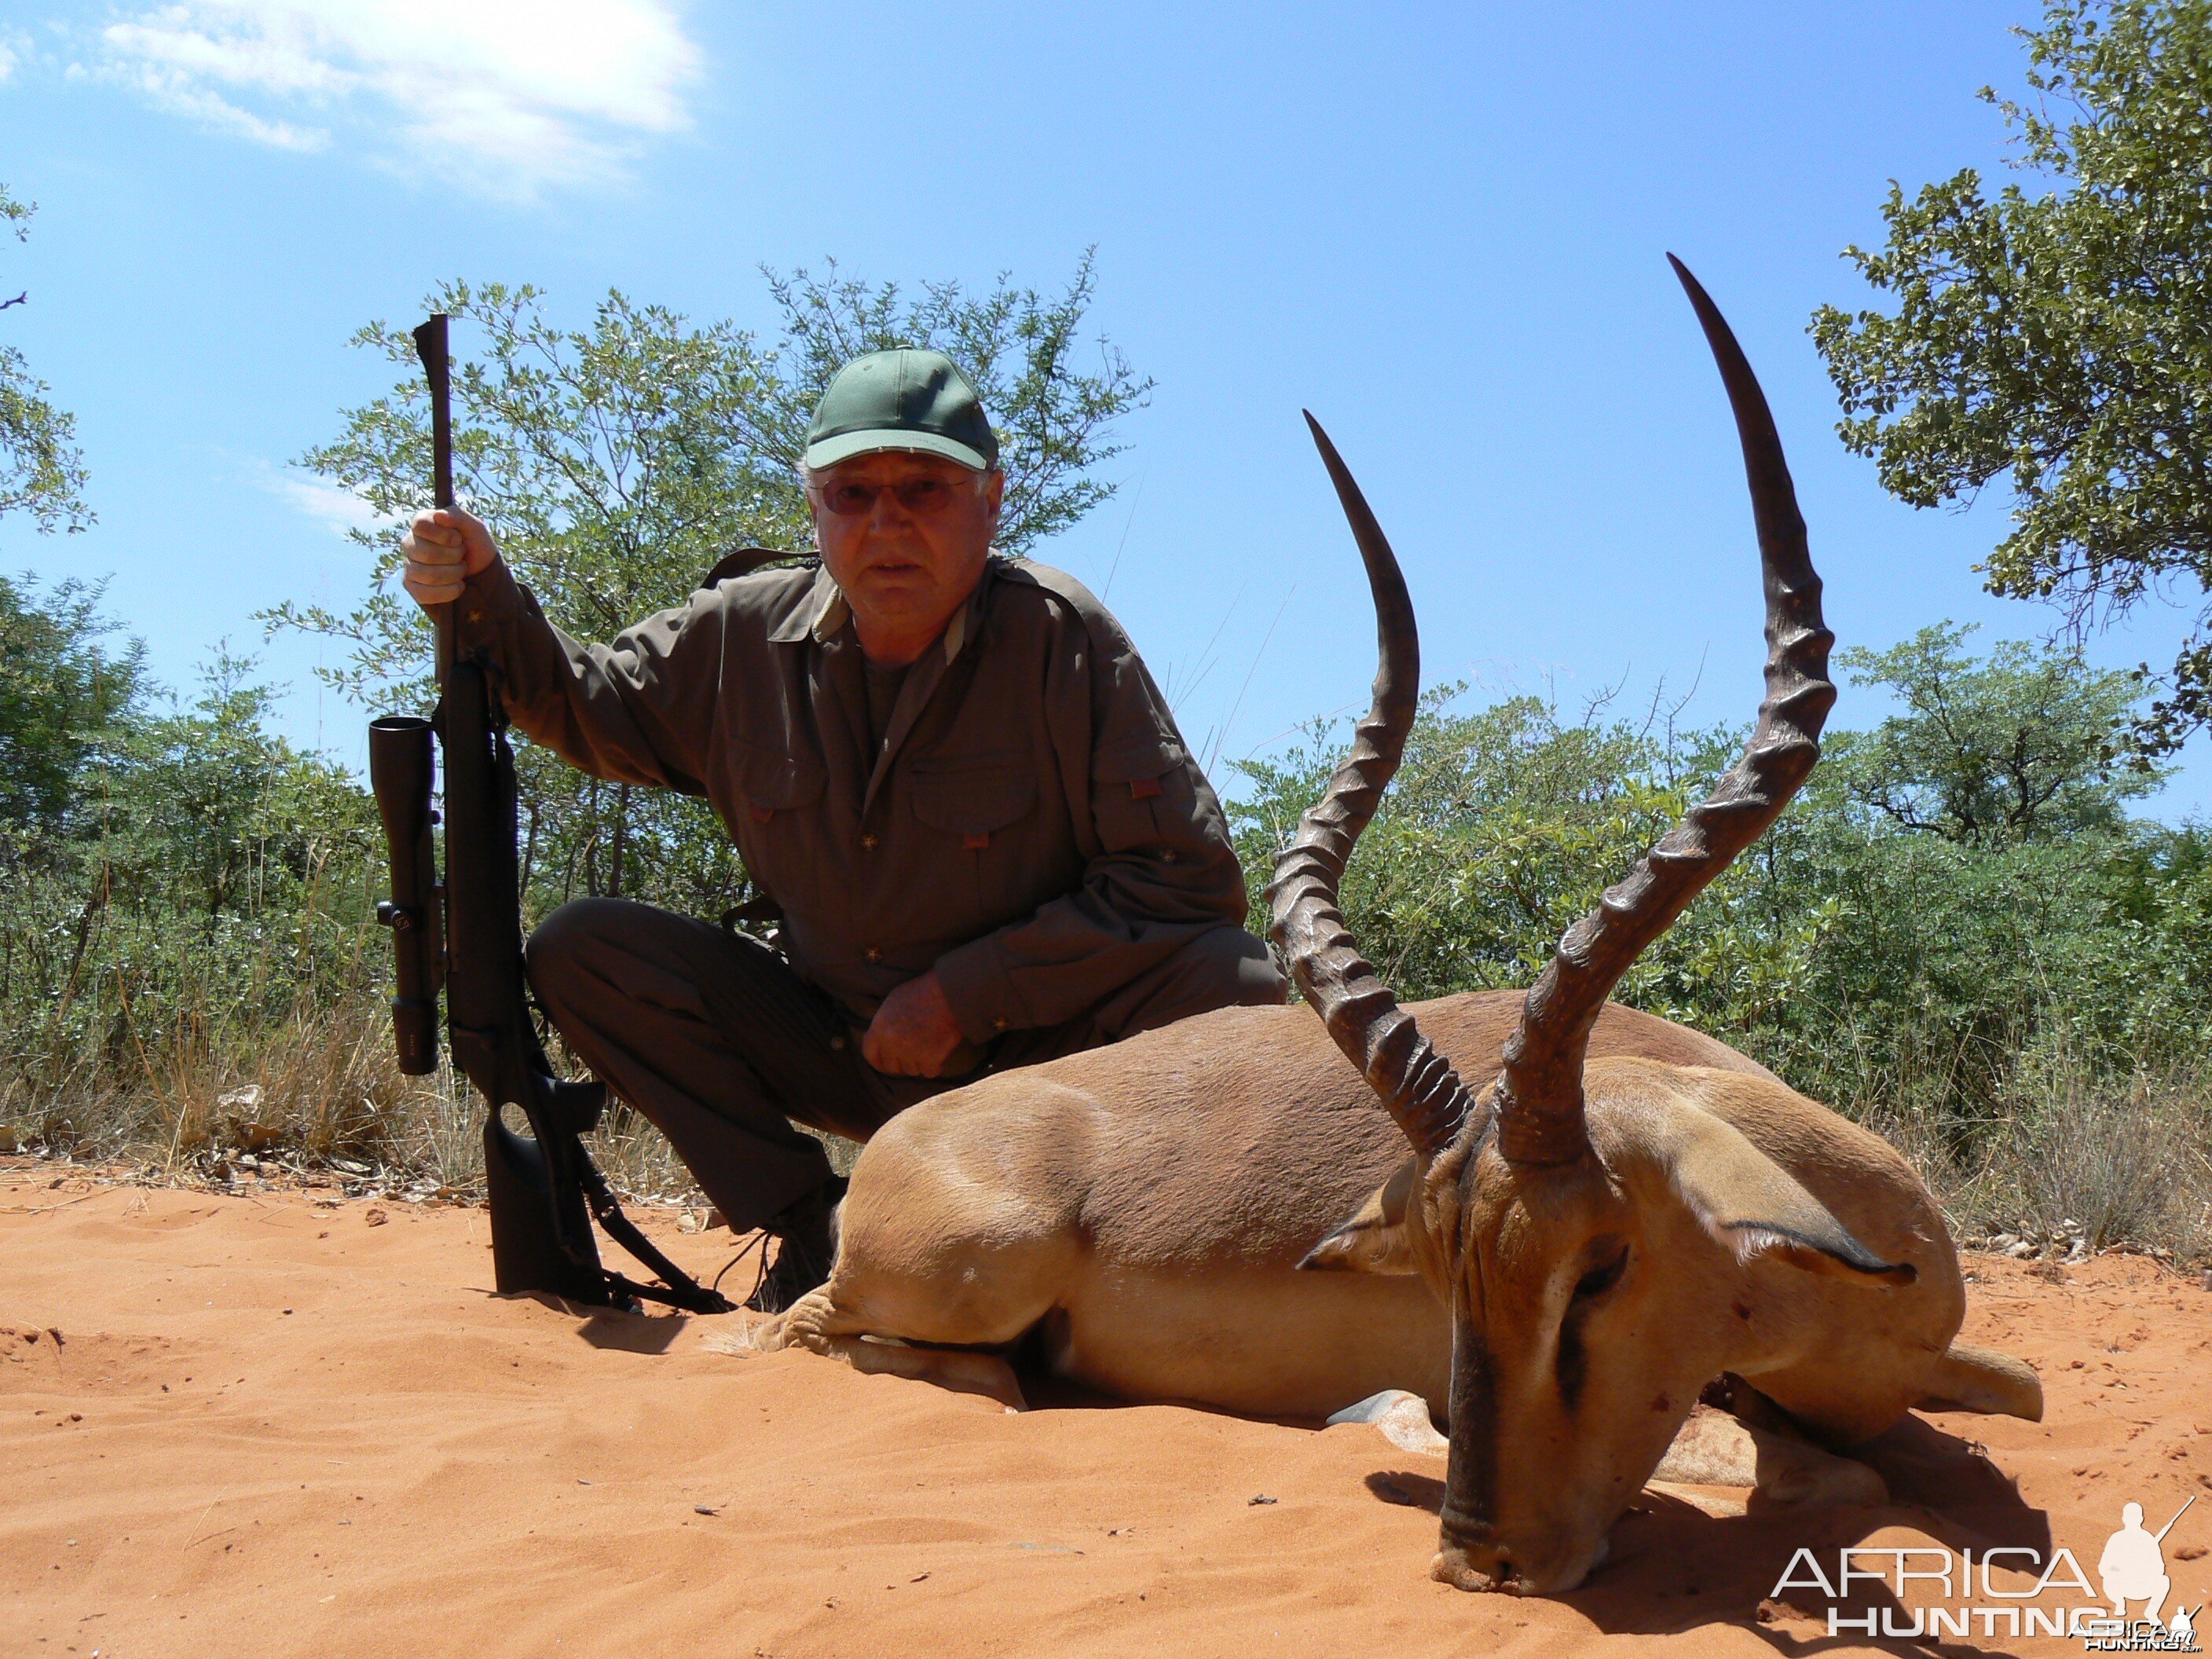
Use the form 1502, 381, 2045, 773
1229, 630, 2212, 1174
0, 634, 394, 1160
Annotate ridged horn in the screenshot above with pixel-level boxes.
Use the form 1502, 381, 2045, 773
1269, 412, 1479, 1160
1490, 255, 1836, 1166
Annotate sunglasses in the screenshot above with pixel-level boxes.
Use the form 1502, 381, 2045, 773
809, 474, 976, 518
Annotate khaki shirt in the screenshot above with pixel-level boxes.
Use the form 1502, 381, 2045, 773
455, 554, 1254, 1042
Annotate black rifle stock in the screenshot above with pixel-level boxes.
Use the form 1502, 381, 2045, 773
369, 313, 732, 1315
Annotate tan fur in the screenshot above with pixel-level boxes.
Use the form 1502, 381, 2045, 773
1919, 1339, 2045, 1419
756, 991, 1769, 1419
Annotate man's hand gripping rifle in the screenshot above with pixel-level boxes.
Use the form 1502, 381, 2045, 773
368, 313, 733, 1316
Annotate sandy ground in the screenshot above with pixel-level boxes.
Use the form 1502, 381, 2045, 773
5, 1161, 2210, 1659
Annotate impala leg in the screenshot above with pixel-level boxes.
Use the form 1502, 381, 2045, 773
1741, 1426, 1889, 1509
749, 1285, 845, 1353
1727, 1382, 1889, 1510
1651, 1390, 1887, 1511
806, 1335, 1030, 1410
753, 1286, 1030, 1411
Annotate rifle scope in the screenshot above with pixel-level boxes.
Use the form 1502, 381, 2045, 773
369, 714, 445, 1075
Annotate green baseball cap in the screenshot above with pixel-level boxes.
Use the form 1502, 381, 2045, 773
804, 348, 1000, 473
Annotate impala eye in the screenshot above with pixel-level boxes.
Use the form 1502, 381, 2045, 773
1572, 1243, 1629, 1303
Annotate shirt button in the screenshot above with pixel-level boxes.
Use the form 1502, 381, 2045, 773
865, 947, 881, 963
993, 1017, 1008, 1031
1160, 848, 1178, 864
860, 833, 877, 851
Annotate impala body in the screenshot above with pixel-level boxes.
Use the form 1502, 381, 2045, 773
775, 991, 1771, 1419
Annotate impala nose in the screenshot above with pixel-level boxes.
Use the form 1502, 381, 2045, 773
1431, 1524, 1610, 1595
1431, 1538, 1518, 1593
1431, 1513, 1516, 1594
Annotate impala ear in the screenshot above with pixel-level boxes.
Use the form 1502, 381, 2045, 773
1298, 1156, 1419, 1274
1640, 1101, 1917, 1287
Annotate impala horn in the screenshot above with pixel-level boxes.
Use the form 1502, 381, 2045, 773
1268, 414, 1478, 1160
1491, 256, 1834, 1166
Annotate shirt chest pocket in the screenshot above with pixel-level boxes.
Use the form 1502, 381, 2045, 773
908, 751, 1038, 846
726, 738, 827, 897
908, 751, 1040, 926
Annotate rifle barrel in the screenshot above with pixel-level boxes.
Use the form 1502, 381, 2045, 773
412, 313, 457, 680
2158, 1494, 2196, 1542
412, 313, 454, 510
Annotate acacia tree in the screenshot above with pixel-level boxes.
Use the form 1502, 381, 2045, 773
0, 576, 145, 835
1826, 622, 2159, 844
275, 255, 1150, 915
1812, 0, 2212, 752
0, 185, 91, 533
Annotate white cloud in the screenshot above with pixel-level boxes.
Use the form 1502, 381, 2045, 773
91, 1, 701, 197
261, 466, 392, 538
0, 28, 35, 82
107, 52, 330, 150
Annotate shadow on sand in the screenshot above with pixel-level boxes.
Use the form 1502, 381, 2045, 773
1361, 1412, 2050, 1654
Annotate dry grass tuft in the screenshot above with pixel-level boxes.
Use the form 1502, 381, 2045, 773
1875, 1052, 2212, 1265
2, 991, 862, 1214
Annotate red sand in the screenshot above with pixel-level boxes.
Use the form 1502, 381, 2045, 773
5, 1163, 2209, 1657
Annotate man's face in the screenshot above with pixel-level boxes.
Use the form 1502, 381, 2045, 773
808, 450, 1002, 654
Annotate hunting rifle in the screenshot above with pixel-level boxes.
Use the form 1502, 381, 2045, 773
368, 313, 733, 1316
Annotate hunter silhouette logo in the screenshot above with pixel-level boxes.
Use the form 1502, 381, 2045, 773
2094, 1498, 2198, 1648
1771, 1492, 2203, 1649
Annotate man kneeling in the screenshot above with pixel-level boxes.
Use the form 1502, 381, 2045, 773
398, 347, 1282, 1310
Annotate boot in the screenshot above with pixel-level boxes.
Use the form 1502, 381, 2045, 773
744, 1174, 847, 1314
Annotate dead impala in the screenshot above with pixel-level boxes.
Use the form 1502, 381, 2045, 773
1273, 256, 2040, 1593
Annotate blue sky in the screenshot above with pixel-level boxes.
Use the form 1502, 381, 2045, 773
3, 1, 2207, 817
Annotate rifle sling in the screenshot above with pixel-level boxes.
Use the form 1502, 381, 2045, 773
575, 1146, 736, 1314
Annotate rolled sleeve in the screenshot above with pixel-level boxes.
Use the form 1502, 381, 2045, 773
933, 931, 1024, 1043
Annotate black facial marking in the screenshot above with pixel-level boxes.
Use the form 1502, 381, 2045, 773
1555, 1308, 1589, 1412
1555, 1240, 1627, 1414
